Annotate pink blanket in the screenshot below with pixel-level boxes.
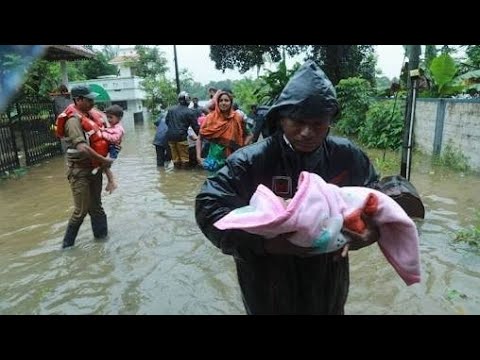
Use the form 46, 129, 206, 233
214, 171, 421, 285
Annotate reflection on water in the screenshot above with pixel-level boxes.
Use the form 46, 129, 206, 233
0, 125, 479, 314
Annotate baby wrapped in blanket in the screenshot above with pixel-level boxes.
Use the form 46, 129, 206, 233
214, 171, 421, 285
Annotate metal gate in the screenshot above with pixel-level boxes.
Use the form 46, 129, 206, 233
0, 110, 19, 173
15, 100, 62, 166
0, 98, 63, 174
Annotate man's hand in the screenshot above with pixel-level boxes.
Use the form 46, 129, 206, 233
77, 143, 113, 167
103, 157, 114, 167
338, 213, 379, 258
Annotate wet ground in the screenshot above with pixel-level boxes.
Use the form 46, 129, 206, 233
1, 124, 479, 314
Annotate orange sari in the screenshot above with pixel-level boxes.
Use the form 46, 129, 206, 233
200, 107, 245, 157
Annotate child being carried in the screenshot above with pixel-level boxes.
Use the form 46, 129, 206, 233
85, 105, 125, 193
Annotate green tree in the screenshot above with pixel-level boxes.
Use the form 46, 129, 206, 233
424, 45, 437, 68
335, 77, 372, 135
359, 100, 404, 152
375, 75, 392, 95
459, 45, 480, 76
101, 45, 120, 60
125, 46, 170, 117
20, 60, 60, 99
210, 45, 376, 86
232, 77, 264, 110
466, 46, 480, 66
455, 69, 480, 93
142, 76, 177, 119
81, 50, 117, 80
179, 69, 206, 99
1, 46, 91, 104
428, 53, 464, 97
16, 59, 86, 100
210, 45, 306, 73
309, 45, 376, 86
255, 59, 301, 105
131, 45, 168, 78
375, 75, 392, 90
205, 80, 236, 93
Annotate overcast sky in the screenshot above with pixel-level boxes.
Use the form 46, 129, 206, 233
120, 45, 406, 84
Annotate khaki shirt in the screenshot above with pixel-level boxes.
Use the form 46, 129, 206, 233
64, 116, 91, 167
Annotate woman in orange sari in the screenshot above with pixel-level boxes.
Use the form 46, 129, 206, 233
196, 90, 253, 172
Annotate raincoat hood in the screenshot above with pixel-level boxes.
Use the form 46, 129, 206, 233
266, 60, 339, 127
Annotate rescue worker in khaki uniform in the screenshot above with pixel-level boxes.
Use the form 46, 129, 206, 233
61, 85, 113, 248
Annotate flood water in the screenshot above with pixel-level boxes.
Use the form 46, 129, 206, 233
1, 124, 479, 314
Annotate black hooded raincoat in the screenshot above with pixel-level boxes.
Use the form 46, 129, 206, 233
195, 61, 379, 314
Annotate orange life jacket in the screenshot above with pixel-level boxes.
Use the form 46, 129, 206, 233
81, 111, 109, 158
55, 104, 109, 167
55, 104, 105, 138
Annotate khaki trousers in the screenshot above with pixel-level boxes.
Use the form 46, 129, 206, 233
168, 140, 189, 165
67, 167, 105, 226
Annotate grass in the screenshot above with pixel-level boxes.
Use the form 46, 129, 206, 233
432, 141, 470, 173
454, 210, 480, 248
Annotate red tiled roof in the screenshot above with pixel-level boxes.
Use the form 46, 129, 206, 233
43, 45, 95, 61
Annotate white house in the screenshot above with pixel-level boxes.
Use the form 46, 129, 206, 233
69, 47, 149, 127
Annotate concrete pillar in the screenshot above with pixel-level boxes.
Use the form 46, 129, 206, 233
433, 99, 446, 156
60, 61, 68, 87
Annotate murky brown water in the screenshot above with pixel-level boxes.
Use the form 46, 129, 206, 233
1, 125, 479, 314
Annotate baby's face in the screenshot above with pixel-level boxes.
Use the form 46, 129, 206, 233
107, 114, 120, 125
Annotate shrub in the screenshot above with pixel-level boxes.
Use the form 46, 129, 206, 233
433, 141, 470, 172
455, 210, 480, 247
359, 100, 404, 150
335, 77, 372, 135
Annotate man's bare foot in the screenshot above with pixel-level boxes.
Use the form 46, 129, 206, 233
105, 181, 118, 194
